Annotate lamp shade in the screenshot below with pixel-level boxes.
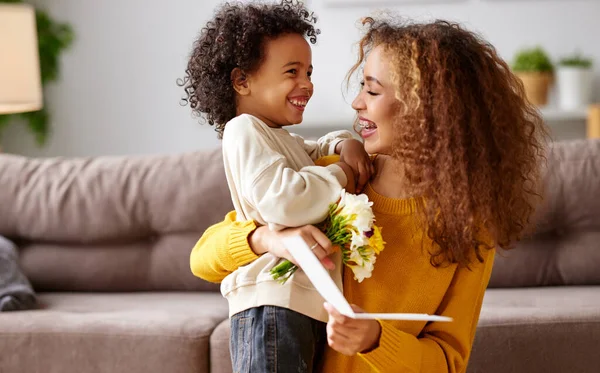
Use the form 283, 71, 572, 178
0, 3, 43, 114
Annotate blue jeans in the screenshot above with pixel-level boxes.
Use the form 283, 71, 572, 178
230, 306, 326, 373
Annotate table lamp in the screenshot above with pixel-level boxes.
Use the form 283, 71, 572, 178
0, 3, 43, 115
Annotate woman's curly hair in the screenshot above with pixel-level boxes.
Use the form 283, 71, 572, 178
349, 18, 548, 267
178, 0, 319, 138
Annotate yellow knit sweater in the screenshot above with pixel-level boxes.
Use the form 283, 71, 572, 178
191, 172, 495, 373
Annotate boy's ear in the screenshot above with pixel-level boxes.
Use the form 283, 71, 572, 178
231, 68, 250, 95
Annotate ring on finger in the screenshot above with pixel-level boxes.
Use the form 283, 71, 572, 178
310, 242, 319, 251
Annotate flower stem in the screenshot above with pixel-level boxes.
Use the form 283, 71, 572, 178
269, 259, 298, 284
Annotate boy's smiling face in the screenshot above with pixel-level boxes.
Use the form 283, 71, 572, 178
234, 33, 314, 128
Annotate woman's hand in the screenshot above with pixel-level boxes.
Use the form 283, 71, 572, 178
249, 224, 336, 270
324, 303, 382, 356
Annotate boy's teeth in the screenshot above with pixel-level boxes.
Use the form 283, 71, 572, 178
289, 99, 307, 107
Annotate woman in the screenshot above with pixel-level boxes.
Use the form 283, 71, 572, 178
191, 17, 546, 372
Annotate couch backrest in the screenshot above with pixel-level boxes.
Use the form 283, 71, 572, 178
4, 140, 597, 291
489, 139, 600, 288
0, 148, 232, 292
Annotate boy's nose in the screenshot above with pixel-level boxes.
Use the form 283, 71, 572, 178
300, 79, 313, 92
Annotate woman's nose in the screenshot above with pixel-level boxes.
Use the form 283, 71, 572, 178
352, 93, 365, 111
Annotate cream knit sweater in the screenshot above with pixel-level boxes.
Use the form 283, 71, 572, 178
220, 114, 352, 321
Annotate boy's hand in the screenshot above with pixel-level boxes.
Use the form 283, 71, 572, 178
337, 139, 374, 193
335, 162, 356, 194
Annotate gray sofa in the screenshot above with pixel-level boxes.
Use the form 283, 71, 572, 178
0, 139, 598, 373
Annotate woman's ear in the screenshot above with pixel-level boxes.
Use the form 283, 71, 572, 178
231, 68, 250, 95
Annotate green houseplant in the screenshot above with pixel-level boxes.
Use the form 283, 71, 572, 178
512, 47, 554, 106
0, 0, 74, 146
558, 54, 593, 69
556, 53, 594, 109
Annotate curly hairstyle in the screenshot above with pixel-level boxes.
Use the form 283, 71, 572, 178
178, 0, 319, 138
348, 18, 548, 267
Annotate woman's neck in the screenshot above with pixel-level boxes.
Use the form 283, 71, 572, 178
369, 155, 414, 199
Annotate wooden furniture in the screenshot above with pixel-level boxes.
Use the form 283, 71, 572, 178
588, 104, 600, 139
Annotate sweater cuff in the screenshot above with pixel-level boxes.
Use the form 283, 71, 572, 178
359, 320, 422, 373
329, 138, 345, 155
228, 220, 260, 268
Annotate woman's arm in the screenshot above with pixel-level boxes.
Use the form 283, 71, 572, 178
190, 212, 336, 283
190, 211, 259, 283
325, 248, 495, 373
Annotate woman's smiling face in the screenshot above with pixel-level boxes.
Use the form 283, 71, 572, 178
352, 45, 399, 155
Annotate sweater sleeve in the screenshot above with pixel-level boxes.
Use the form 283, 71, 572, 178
359, 248, 495, 373
250, 160, 346, 228
224, 116, 347, 229
291, 130, 355, 161
189, 211, 259, 283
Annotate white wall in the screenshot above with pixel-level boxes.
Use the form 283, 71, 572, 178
2, 0, 599, 156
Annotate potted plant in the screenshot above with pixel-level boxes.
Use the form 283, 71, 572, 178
0, 0, 73, 147
512, 47, 554, 106
556, 53, 594, 110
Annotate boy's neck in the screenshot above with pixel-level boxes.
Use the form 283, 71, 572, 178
236, 106, 283, 129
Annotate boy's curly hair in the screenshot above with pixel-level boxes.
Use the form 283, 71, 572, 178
178, 0, 319, 138
348, 18, 548, 268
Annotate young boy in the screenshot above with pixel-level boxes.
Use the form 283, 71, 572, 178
181, 1, 371, 371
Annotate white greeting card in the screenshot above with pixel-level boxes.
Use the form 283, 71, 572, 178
282, 235, 452, 322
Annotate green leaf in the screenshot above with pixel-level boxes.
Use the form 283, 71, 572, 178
19, 108, 50, 145
512, 47, 554, 73
558, 53, 593, 68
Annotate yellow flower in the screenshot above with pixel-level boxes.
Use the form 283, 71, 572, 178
369, 225, 386, 255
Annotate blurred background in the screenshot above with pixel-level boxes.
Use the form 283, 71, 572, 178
1, 0, 599, 157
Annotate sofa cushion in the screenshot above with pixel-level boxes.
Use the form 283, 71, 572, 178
0, 149, 233, 291
468, 286, 600, 373
0, 292, 229, 373
489, 139, 600, 287
209, 287, 600, 373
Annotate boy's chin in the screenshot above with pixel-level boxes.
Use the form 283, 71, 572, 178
283, 116, 304, 126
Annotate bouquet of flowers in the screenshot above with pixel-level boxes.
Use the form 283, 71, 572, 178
270, 190, 386, 284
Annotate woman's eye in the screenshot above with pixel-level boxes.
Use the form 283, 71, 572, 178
287, 69, 297, 75
360, 81, 378, 96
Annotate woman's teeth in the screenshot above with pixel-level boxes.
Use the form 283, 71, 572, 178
359, 120, 377, 129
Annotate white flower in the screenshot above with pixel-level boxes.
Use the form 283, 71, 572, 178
348, 246, 365, 266
338, 191, 375, 233
346, 239, 377, 282
328, 190, 384, 284
359, 246, 377, 267
350, 231, 369, 251
349, 260, 375, 283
